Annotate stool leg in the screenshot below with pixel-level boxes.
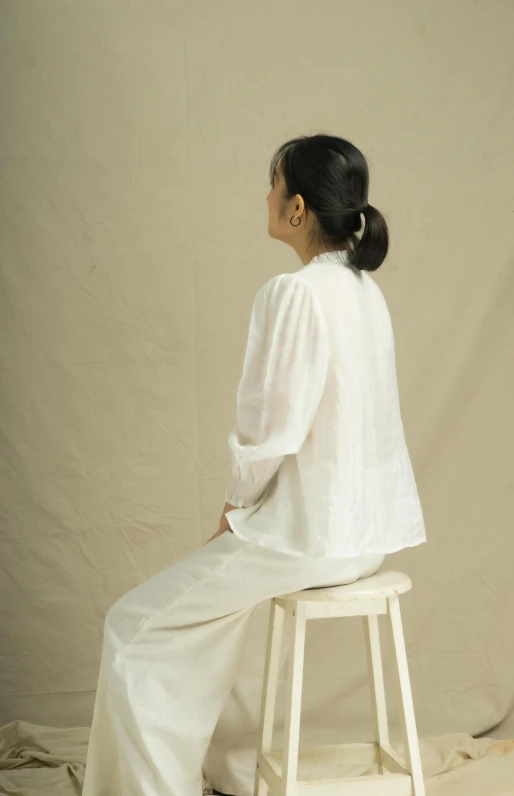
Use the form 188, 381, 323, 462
281, 603, 307, 796
386, 595, 425, 795
363, 614, 390, 773
254, 599, 285, 796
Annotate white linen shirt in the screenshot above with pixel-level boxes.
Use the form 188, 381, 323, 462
224, 249, 427, 558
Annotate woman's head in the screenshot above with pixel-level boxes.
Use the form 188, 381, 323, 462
266, 134, 389, 271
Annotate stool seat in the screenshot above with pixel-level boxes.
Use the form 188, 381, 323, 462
278, 570, 412, 603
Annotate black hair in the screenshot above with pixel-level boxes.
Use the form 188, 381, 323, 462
269, 133, 389, 272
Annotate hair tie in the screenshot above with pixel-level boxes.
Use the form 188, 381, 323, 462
361, 203, 369, 212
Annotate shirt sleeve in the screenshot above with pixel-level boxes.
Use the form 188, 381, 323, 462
224, 273, 330, 508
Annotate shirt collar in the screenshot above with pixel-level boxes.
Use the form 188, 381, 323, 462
305, 249, 351, 267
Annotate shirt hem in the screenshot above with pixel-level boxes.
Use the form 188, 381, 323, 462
226, 515, 427, 558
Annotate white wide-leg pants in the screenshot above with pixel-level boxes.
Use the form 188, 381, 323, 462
81, 529, 385, 796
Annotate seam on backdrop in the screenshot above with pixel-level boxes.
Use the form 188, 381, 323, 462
111, 543, 253, 669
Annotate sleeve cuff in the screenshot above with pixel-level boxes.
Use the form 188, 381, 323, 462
224, 479, 266, 509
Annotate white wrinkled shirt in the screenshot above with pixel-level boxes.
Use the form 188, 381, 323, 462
224, 249, 427, 557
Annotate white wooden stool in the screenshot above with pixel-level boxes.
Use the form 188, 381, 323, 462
254, 570, 425, 796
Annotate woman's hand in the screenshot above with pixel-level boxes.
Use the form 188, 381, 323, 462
203, 521, 233, 546
203, 501, 239, 546
203, 526, 229, 546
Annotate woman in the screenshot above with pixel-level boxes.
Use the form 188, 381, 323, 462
82, 133, 426, 796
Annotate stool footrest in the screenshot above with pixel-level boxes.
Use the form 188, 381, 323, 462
258, 742, 412, 796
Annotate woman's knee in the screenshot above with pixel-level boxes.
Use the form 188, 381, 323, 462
104, 590, 138, 645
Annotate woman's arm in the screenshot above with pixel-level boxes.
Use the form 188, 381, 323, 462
203, 501, 238, 546
223, 274, 330, 511
213, 274, 329, 548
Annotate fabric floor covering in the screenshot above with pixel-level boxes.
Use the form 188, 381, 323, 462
0, 720, 513, 795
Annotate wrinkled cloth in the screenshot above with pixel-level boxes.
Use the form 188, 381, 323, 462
1, 722, 514, 796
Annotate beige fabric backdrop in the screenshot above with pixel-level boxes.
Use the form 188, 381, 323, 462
1, 1, 513, 794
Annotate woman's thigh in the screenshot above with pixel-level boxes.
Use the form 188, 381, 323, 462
105, 531, 386, 655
